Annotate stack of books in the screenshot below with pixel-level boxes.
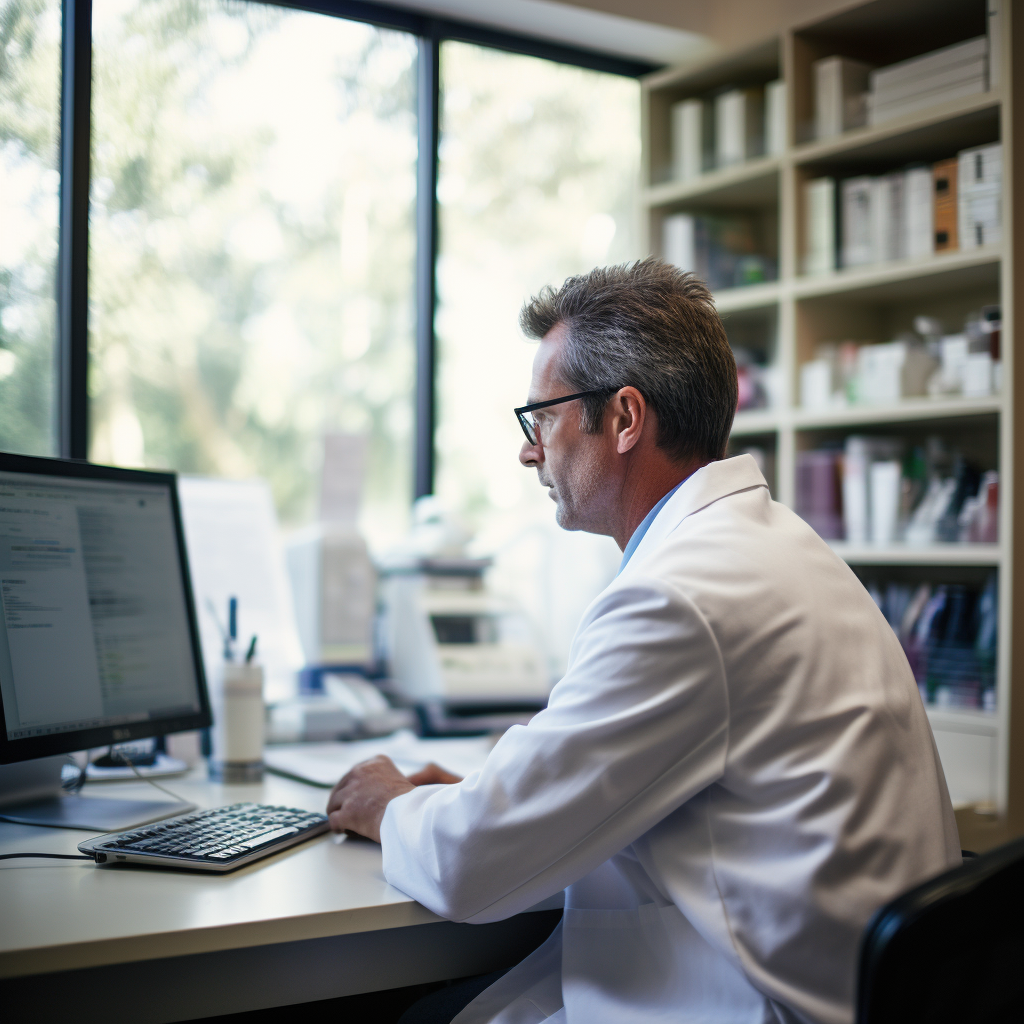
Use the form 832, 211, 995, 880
959, 142, 1002, 249
813, 56, 872, 139
796, 438, 999, 550
867, 36, 988, 126
802, 143, 1002, 275
867, 573, 998, 712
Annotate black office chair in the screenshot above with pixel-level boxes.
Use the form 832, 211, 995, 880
856, 836, 1024, 1024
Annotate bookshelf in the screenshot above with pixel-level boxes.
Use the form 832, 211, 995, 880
641, 0, 1020, 850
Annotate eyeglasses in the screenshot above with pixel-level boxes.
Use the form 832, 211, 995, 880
514, 387, 621, 447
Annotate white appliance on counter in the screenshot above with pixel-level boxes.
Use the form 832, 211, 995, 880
380, 558, 549, 704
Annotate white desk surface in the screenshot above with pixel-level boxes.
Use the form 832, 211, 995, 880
0, 767, 447, 979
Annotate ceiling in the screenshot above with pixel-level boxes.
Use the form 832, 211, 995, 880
379, 0, 718, 66
379, 0, 867, 66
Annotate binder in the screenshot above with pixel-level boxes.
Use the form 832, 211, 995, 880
841, 176, 874, 268
670, 99, 703, 181
903, 166, 934, 258
765, 80, 786, 155
803, 177, 836, 276
715, 87, 764, 168
814, 56, 871, 139
932, 158, 959, 251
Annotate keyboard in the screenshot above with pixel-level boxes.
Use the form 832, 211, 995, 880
78, 802, 330, 872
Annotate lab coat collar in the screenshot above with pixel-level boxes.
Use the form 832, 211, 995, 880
621, 454, 769, 573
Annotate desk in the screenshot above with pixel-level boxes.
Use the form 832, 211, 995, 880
0, 769, 561, 1023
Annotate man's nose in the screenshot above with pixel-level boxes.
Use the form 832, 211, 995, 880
519, 438, 543, 467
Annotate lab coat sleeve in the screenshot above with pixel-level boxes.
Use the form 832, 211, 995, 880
379, 576, 730, 923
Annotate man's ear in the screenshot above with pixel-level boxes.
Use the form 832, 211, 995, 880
611, 387, 646, 455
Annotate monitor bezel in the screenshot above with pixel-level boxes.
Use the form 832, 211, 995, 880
0, 451, 213, 765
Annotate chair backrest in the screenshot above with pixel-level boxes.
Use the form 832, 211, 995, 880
856, 835, 1024, 1024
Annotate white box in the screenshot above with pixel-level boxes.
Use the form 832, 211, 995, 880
960, 189, 1002, 248
904, 166, 934, 257
841, 176, 874, 268
869, 461, 902, 545
869, 36, 987, 92
800, 359, 833, 409
959, 142, 1002, 188
662, 213, 696, 271
814, 56, 872, 138
868, 76, 987, 125
670, 99, 703, 180
765, 80, 786, 154
871, 173, 904, 263
964, 352, 994, 397
842, 436, 870, 544
715, 87, 763, 167
988, 0, 1003, 88
859, 341, 905, 405
959, 143, 1002, 249
803, 178, 836, 275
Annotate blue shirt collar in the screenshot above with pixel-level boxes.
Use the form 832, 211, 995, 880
617, 481, 684, 575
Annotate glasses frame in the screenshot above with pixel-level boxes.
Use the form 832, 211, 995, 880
514, 386, 621, 446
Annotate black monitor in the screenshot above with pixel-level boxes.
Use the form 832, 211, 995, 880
0, 452, 211, 830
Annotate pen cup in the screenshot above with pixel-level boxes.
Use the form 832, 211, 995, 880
209, 661, 265, 783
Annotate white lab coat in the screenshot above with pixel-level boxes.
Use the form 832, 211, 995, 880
381, 455, 960, 1024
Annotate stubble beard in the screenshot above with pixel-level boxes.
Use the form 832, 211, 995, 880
546, 443, 606, 534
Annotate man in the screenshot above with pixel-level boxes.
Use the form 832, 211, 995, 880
328, 259, 960, 1024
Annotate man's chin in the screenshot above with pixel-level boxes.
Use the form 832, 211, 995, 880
554, 502, 582, 531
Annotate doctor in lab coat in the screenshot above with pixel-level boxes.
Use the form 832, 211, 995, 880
327, 259, 961, 1024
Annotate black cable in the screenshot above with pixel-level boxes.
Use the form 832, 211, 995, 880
0, 852, 93, 861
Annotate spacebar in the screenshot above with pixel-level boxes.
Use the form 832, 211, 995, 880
240, 826, 299, 849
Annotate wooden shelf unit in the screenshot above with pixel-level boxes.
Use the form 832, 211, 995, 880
641, 0, 1022, 846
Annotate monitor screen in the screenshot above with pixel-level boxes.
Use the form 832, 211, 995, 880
0, 454, 210, 763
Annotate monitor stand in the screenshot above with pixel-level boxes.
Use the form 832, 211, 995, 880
0, 755, 195, 832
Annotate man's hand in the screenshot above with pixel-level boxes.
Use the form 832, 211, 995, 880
406, 762, 464, 786
326, 755, 415, 842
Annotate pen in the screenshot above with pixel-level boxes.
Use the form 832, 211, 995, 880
245, 635, 258, 663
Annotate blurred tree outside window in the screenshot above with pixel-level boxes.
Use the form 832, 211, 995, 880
0, 0, 62, 456
88, 0, 417, 550
434, 41, 641, 677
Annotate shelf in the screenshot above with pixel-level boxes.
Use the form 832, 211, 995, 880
792, 395, 1001, 429
713, 281, 780, 314
731, 410, 779, 436
926, 707, 999, 737
792, 91, 1001, 169
642, 37, 779, 96
646, 158, 780, 209
793, 246, 1002, 303
829, 543, 1001, 566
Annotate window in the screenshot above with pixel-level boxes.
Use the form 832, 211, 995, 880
3, 0, 648, 571
0, 0, 63, 456
434, 41, 641, 674
87, 0, 417, 547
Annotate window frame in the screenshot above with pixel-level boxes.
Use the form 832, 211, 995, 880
55, 0, 654, 493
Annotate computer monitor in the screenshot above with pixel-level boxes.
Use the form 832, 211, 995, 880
0, 452, 211, 830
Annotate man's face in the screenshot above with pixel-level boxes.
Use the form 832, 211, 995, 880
518, 322, 613, 535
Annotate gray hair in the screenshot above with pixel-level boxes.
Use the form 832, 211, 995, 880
519, 258, 737, 463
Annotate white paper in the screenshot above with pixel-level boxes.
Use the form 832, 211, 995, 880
178, 476, 305, 703
320, 432, 367, 526
264, 729, 495, 787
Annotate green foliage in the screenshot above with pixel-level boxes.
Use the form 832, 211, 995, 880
0, 0, 61, 456
88, 0, 417, 541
